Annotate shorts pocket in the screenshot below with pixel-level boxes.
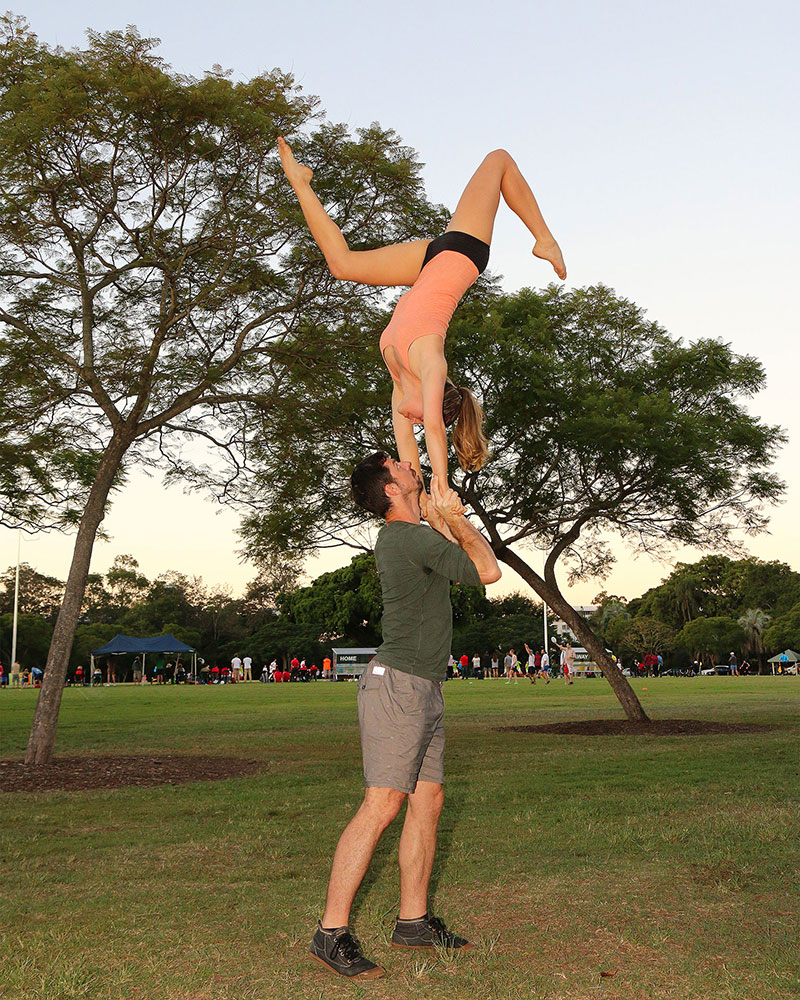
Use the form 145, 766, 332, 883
360, 661, 388, 691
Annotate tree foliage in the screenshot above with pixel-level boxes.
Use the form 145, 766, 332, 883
675, 616, 745, 664
239, 283, 784, 720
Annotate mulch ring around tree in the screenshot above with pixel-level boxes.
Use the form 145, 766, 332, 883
0, 754, 267, 793
498, 719, 778, 736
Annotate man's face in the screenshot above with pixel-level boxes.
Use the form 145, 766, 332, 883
385, 457, 423, 499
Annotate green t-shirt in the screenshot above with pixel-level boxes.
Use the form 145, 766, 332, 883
373, 520, 482, 682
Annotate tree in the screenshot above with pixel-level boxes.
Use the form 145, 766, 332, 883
240, 285, 785, 722
737, 607, 771, 670
280, 553, 383, 646
104, 555, 149, 618
0, 563, 64, 621
0, 612, 52, 665
631, 556, 800, 628
762, 604, 800, 657
675, 617, 745, 667
0, 20, 441, 762
608, 616, 677, 661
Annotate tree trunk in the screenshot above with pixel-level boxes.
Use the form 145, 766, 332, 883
495, 545, 649, 723
25, 433, 133, 764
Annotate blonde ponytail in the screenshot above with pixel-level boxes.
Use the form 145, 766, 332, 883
449, 385, 488, 472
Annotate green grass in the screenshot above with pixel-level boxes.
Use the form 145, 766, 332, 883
1, 677, 799, 1000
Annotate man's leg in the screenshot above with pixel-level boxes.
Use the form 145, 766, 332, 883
398, 780, 444, 919
321, 786, 406, 928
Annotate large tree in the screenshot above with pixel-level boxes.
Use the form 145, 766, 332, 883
0, 19, 442, 762
240, 285, 784, 722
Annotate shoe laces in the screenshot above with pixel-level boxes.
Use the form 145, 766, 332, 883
332, 930, 363, 965
427, 916, 458, 944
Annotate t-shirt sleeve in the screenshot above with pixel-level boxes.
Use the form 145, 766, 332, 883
403, 526, 483, 586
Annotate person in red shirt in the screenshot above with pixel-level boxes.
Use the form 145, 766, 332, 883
459, 654, 469, 678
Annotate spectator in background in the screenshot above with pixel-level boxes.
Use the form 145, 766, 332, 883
243, 654, 253, 681
472, 653, 481, 678
729, 651, 739, 676
491, 653, 499, 678
459, 653, 469, 678
231, 653, 243, 682
322, 655, 332, 681
211, 664, 220, 684
74, 664, 83, 686
132, 655, 142, 684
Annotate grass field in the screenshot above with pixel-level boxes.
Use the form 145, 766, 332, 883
1, 677, 799, 1000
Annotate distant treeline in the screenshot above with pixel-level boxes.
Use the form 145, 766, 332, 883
1, 552, 799, 672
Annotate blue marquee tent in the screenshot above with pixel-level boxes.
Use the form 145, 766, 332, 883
92, 634, 195, 656
90, 634, 197, 683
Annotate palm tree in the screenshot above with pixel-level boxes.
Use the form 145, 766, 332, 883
671, 572, 703, 624
738, 608, 771, 672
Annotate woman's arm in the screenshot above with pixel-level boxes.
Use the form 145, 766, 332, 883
392, 386, 423, 479
419, 354, 450, 485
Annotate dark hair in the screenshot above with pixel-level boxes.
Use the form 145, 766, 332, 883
442, 380, 489, 472
350, 451, 393, 518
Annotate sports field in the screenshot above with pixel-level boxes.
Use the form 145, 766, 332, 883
1, 677, 798, 1000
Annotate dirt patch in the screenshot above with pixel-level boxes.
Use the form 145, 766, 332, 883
0, 754, 267, 793
498, 719, 777, 736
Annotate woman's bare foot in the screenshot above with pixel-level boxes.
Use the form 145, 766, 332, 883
533, 239, 566, 280
278, 136, 313, 187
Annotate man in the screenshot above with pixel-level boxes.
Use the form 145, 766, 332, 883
539, 649, 550, 683
309, 454, 500, 980
554, 640, 575, 684
322, 655, 332, 680
728, 651, 739, 676
503, 650, 513, 680
231, 652, 243, 682
243, 654, 253, 681
524, 643, 536, 684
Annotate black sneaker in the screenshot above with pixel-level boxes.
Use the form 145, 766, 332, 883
391, 914, 473, 950
309, 922, 385, 979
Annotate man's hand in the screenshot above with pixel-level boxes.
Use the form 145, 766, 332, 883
430, 476, 466, 521
421, 486, 457, 542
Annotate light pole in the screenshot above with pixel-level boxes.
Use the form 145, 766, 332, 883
10, 530, 21, 675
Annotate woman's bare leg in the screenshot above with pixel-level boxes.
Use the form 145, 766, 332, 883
446, 149, 566, 280
278, 137, 428, 287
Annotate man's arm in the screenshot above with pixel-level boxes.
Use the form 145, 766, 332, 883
430, 476, 501, 584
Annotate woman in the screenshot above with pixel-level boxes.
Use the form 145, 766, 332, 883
278, 138, 565, 491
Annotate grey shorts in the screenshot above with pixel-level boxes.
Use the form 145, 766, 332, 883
357, 660, 445, 794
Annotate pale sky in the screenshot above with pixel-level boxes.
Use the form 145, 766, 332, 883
3, 0, 799, 605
